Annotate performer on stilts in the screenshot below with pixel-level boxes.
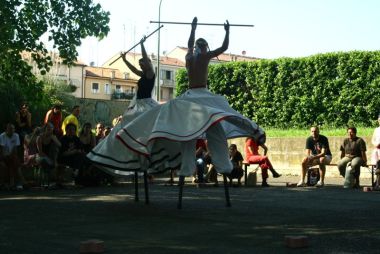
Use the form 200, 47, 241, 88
87, 36, 158, 174
117, 17, 266, 178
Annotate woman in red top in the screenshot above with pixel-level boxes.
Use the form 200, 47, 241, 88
245, 137, 281, 187
44, 105, 63, 138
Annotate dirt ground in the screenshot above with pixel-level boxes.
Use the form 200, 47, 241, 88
0, 174, 379, 254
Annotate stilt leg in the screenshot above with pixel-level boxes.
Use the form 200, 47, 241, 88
223, 174, 231, 207
177, 175, 185, 209
134, 171, 139, 202
143, 171, 149, 204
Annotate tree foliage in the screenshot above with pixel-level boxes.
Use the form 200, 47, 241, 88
0, 0, 110, 129
176, 51, 380, 128
1, 0, 110, 70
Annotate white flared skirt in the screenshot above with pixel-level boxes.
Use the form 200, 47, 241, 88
87, 98, 158, 175
117, 88, 265, 175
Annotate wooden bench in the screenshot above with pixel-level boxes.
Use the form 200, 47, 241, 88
325, 163, 377, 187
242, 161, 260, 186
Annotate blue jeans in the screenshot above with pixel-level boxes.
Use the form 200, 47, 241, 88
196, 158, 205, 182
337, 157, 364, 187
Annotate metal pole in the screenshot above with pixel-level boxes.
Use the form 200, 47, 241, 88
150, 21, 254, 27
108, 25, 163, 66
157, 0, 163, 102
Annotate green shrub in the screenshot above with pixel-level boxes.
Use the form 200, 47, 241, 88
176, 51, 380, 128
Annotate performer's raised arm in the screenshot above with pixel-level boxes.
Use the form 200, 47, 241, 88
188, 17, 197, 48
209, 20, 229, 58
186, 17, 197, 64
139, 37, 155, 79
121, 52, 142, 77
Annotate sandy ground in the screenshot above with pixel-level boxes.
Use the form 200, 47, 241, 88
0, 174, 379, 254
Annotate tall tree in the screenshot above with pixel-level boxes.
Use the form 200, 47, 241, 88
0, 0, 110, 128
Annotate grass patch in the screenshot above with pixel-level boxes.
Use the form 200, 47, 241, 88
265, 127, 374, 138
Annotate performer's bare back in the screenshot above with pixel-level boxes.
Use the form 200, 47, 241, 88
187, 54, 211, 88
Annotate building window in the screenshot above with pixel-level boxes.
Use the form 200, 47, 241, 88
161, 70, 172, 80
104, 83, 111, 94
92, 83, 99, 93
115, 85, 122, 93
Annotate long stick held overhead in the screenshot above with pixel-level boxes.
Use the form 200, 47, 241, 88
150, 21, 254, 27
109, 25, 164, 66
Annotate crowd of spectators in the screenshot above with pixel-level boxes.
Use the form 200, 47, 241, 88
0, 102, 379, 190
0, 103, 113, 190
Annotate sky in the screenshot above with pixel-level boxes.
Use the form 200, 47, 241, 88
77, 0, 380, 66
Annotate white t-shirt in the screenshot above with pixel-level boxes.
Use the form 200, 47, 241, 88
0, 132, 20, 156
372, 126, 380, 147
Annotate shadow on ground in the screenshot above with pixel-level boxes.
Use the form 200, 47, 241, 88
0, 177, 379, 254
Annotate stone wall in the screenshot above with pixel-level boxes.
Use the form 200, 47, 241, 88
74, 98, 131, 127
70, 99, 375, 179
229, 136, 374, 178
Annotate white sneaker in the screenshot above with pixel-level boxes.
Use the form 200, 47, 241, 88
297, 180, 305, 187
316, 180, 324, 187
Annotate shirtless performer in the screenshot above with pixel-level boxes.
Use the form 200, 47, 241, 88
178, 17, 233, 177
186, 17, 229, 88
117, 17, 265, 178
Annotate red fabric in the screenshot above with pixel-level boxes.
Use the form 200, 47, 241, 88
245, 138, 273, 179
245, 138, 259, 158
196, 139, 207, 150
45, 110, 63, 137
246, 155, 271, 178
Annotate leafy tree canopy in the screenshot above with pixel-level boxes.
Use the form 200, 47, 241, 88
0, 0, 110, 128
1, 0, 110, 72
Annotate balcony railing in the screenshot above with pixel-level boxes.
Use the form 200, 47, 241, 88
112, 91, 135, 100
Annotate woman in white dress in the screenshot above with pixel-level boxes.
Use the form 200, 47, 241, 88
87, 36, 158, 175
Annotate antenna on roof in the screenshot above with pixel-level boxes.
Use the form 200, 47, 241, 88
109, 25, 164, 66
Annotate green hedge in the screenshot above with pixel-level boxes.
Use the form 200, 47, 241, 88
176, 51, 380, 128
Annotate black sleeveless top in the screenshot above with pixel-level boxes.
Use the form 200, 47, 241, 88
42, 139, 54, 155
17, 112, 30, 133
136, 74, 155, 99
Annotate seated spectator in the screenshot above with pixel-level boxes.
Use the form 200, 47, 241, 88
61, 105, 80, 136
59, 123, 106, 187
79, 122, 96, 153
15, 102, 32, 145
112, 115, 123, 127
204, 154, 218, 186
58, 123, 87, 185
297, 126, 332, 187
370, 114, 380, 176
245, 136, 281, 187
95, 123, 105, 144
0, 123, 25, 189
227, 144, 244, 186
375, 169, 380, 190
15, 102, 32, 161
44, 104, 63, 138
36, 122, 61, 178
103, 126, 111, 137
23, 125, 41, 167
98, 126, 111, 144
337, 127, 367, 188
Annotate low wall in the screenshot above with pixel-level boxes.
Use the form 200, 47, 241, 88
74, 98, 131, 127
229, 136, 375, 178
